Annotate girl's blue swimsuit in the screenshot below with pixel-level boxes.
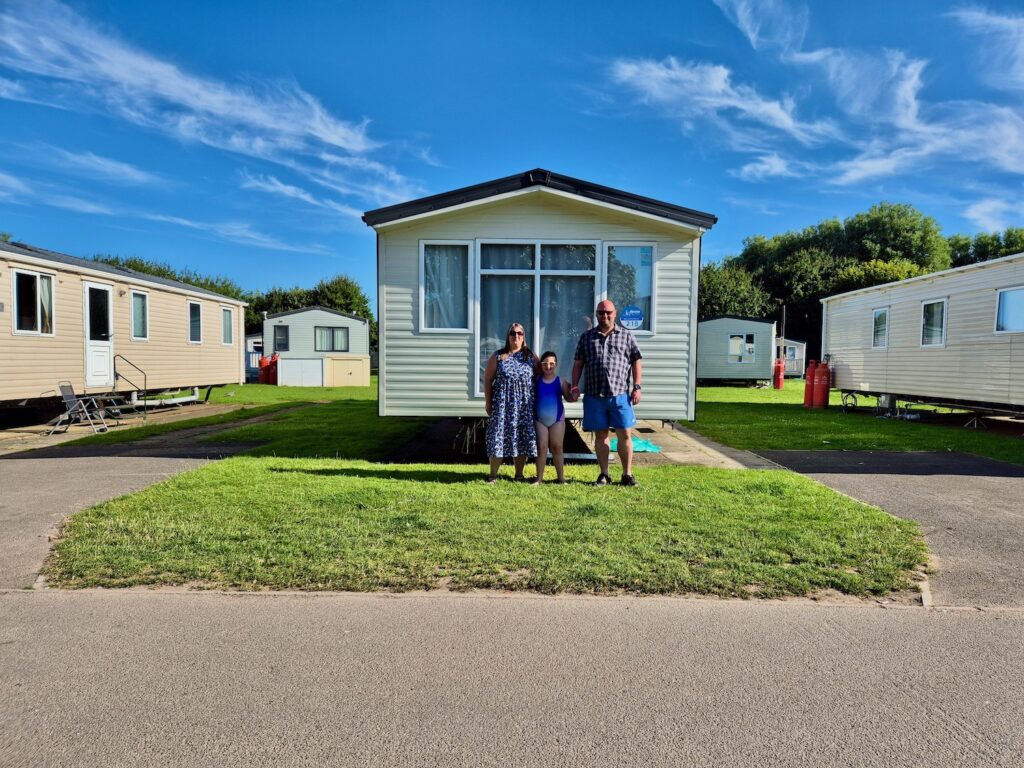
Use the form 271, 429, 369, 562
535, 376, 565, 427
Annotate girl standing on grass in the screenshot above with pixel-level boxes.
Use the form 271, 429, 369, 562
532, 351, 573, 485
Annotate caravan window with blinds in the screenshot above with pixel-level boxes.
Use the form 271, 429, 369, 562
921, 299, 946, 347
421, 242, 470, 331
315, 326, 349, 352
13, 269, 54, 335
995, 287, 1024, 332
872, 307, 888, 349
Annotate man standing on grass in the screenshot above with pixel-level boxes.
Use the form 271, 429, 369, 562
570, 299, 643, 486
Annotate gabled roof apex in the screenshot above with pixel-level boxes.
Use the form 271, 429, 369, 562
362, 168, 717, 231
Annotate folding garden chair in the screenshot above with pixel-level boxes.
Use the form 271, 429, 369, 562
47, 381, 109, 435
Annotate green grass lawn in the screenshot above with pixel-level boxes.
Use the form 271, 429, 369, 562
692, 380, 1024, 465
44, 379, 928, 598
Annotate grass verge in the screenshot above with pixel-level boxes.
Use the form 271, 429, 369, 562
43, 460, 926, 597
693, 381, 1024, 465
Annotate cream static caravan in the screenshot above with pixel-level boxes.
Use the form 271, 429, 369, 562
0, 240, 246, 405
363, 169, 717, 420
821, 251, 1024, 412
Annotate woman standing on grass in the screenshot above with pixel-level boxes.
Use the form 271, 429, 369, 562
483, 322, 538, 483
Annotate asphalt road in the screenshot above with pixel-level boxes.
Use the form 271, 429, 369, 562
758, 451, 1024, 609
2, 591, 1022, 768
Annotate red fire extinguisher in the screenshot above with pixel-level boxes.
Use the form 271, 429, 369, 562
803, 360, 817, 408
811, 360, 831, 409
772, 359, 785, 390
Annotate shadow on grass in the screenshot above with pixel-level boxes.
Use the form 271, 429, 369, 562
268, 465, 510, 484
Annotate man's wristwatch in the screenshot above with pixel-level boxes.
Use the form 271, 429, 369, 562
632, 384, 642, 391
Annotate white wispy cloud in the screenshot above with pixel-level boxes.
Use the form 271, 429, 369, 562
610, 57, 838, 147
949, 6, 1024, 91
712, 0, 808, 52
0, 169, 30, 197
963, 198, 1024, 231
0, 0, 415, 210
141, 212, 329, 253
42, 147, 164, 186
731, 153, 808, 181
44, 194, 112, 215
240, 171, 362, 218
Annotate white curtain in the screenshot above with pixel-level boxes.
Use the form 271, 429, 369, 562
38, 275, 53, 334
479, 275, 533, 389
539, 276, 594, 381
424, 244, 468, 329
316, 326, 349, 351
480, 243, 533, 270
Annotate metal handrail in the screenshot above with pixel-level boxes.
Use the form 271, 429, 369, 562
113, 354, 148, 423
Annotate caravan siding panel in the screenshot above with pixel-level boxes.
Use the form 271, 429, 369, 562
1, 254, 244, 402
696, 318, 776, 380
824, 254, 1024, 407
379, 193, 699, 418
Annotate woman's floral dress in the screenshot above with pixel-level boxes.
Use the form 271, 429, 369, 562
485, 350, 538, 458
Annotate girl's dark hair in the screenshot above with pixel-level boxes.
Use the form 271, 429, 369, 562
540, 350, 557, 362
498, 322, 533, 359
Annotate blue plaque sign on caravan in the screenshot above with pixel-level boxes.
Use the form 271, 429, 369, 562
620, 305, 644, 330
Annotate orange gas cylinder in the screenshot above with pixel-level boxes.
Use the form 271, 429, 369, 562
772, 359, 785, 390
811, 360, 831, 409
803, 360, 818, 408
258, 355, 269, 384
269, 353, 279, 386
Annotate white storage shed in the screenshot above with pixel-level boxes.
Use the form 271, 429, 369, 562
821, 251, 1024, 412
696, 316, 777, 381
263, 306, 371, 387
363, 169, 717, 419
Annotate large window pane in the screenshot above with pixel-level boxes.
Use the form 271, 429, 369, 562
997, 288, 1024, 332
424, 244, 468, 329
481, 243, 533, 270
88, 287, 110, 341
607, 245, 653, 331
872, 308, 888, 348
315, 326, 349, 352
132, 293, 148, 339
539, 276, 594, 381
274, 325, 289, 352
479, 275, 533, 389
15, 272, 37, 332
541, 244, 595, 271
189, 302, 202, 343
922, 301, 945, 346
222, 308, 233, 344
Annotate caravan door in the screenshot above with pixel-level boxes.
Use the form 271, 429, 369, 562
84, 282, 115, 388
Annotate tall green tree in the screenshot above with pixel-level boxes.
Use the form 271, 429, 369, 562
698, 261, 776, 320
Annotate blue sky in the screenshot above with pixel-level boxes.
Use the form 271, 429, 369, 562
2, 0, 1024, 309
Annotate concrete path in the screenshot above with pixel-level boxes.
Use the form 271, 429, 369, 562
2, 590, 1021, 767
758, 451, 1024, 609
0, 434, 255, 590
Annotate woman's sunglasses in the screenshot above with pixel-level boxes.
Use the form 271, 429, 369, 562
509, 331, 524, 337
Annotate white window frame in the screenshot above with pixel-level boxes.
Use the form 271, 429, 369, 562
727, 332, 756, 364
129, 289, 149, 342
872, 307, 889, 350
220, 306, 234, 346
994, 285, 1024, 334
187, 300, 203, 344
419, 240, 473, 334
314, 325, 350, 352
604, 241, 657, 336
11, 268, 56, 337
920, 298, 947, 348
472, 238, 602, 398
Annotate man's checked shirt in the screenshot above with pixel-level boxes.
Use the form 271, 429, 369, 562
574, 325, 642, 397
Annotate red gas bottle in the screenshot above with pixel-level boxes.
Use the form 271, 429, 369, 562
803, 360, 817, 408
269, 353, 279, 386
258, 355, 269, 384
811, 360, 831, 409
772, 359, 785, 389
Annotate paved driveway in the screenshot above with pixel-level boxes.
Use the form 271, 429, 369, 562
758, 451, 1024, 609
0, 437, 252, 589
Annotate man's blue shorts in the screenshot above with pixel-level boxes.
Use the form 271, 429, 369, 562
582, 394, 637, 432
